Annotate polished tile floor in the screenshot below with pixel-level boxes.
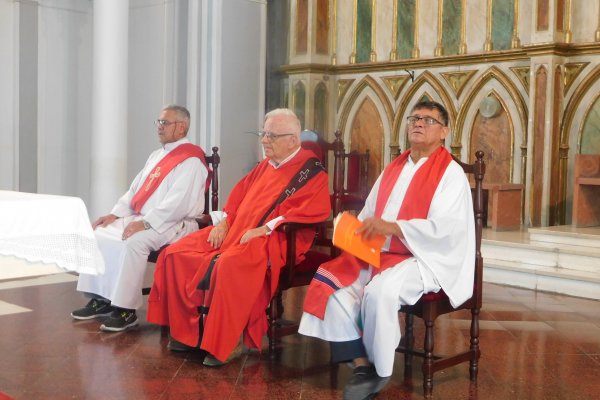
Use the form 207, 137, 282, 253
0, 273, 599, 400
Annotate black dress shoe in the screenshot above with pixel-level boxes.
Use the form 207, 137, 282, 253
343, 365, 390, 400
167, 337, 196, 352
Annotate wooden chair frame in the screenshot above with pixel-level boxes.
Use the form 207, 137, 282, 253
142, 146, 220, 294
268, 131, 370, 354
395, 150, 485, 397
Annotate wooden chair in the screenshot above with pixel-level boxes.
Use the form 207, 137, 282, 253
395, 150, 485, 397
302, 130, 370, 222
142, 146, 220, 295
267, 131, 357, 354
340, 149, 370, 212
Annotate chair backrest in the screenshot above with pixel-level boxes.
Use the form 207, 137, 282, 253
345, 150, 370, 200
301, 131, 371, 217
451, 150, 485, 307
203, 146, 220, 213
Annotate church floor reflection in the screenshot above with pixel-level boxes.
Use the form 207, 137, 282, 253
0, 273, 598, 399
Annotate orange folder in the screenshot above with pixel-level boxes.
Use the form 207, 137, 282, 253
332, 212, 386, 268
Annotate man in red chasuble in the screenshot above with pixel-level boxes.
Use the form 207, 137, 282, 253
72, 105, 209, 332
299, 101, 476, 400
146, 109, 331, 366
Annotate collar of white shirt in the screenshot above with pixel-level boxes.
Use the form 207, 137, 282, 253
268, 146, 301, 169
163, 137, 190, 151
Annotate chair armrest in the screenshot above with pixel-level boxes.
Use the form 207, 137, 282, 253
195, 214, 213, 229
275, 220, 329, 233
275, 220, 333, 288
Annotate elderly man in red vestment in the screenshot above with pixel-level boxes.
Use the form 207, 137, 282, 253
147, 108, 331, 366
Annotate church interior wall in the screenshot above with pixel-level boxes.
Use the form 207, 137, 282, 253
128, 0, 179, 185
0, 0, 266, 215
218, 0, 267, 199
280, 0, 600, 230
36, 0, 92, 200
0, 0, 17, 191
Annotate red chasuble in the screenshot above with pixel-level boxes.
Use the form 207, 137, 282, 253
147, 149, 331, 361
130, 143, 209, 213
303, 147, 453, 319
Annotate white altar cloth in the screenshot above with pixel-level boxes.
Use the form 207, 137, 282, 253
0, 191, 104, 275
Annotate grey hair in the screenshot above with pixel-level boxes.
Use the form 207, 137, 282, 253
163, 104, 191, 134
264, 108, 301, 136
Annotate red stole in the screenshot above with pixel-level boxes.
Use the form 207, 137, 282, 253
130, 143, 209, 214
146, 149, 331, 361
303, 146, 453, 319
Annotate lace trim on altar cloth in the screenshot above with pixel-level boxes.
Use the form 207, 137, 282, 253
0, 234, 103, 275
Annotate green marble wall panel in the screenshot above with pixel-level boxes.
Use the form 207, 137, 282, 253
356, 0, 372, 63
581, 96, 600, 154
314, 83, 328, 134
492, 0, 514, 50
293, 81, 306, 129
397, 0, 416, 59
441, 0, 461, 56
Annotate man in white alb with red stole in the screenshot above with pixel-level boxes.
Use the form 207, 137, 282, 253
72, 105, 209, 332
299, 101, 475, 400
146, 109, 331, 366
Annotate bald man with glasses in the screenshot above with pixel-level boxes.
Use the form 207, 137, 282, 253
72, 105, 209, 333
146, 108, 331, 367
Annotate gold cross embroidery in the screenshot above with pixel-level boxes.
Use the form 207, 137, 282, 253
145, 167, 161, 191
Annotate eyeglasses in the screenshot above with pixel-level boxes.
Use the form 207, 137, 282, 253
154, 119, 180, 127
406, 115, 444, 127
255, 131, 296, 142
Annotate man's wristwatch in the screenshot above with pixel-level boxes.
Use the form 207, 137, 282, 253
143, 220, 151, 230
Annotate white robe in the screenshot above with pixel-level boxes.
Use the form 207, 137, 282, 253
299, 156, 475, 377
77, 138, 209, 310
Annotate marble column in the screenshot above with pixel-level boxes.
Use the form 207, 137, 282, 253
90, 0, 129, 218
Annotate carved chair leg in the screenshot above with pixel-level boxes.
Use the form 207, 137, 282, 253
404, 313, 414, 376
268, 292, 282, 355
422, 318, 434, 397
469, 307, 481, 381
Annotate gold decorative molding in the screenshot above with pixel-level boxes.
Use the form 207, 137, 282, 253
412, 0, 421, 58
381, 75, 410, 100
484, 0, 493, 52
434, 0, 444, 56
563, 62, 589, 95
390, 0, 398, 61
440, 70, 477, 98
512, 0, 521, 48
596, 2, 600, 41
509, 66, 530, 93
337, 79, 355, 110
350, 0, 358, 64
564, 0, 572, 43
370, 0, 377, 62
279, 43, 600, 76
331, 0, 337, 65
459, 0, 467, 54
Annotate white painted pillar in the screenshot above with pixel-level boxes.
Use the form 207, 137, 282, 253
90, 0, 129, 218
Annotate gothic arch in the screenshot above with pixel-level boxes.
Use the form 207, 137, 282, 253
562, 63, 600, 148
456, 66, 528, 153
560, 64, 600, 223
338, 75, 393, 137
392, 71, 456, 150
313, 82, 329, 134
468, 90, 515, 183
292, 80, 307, 128
338, 75, 393, 172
